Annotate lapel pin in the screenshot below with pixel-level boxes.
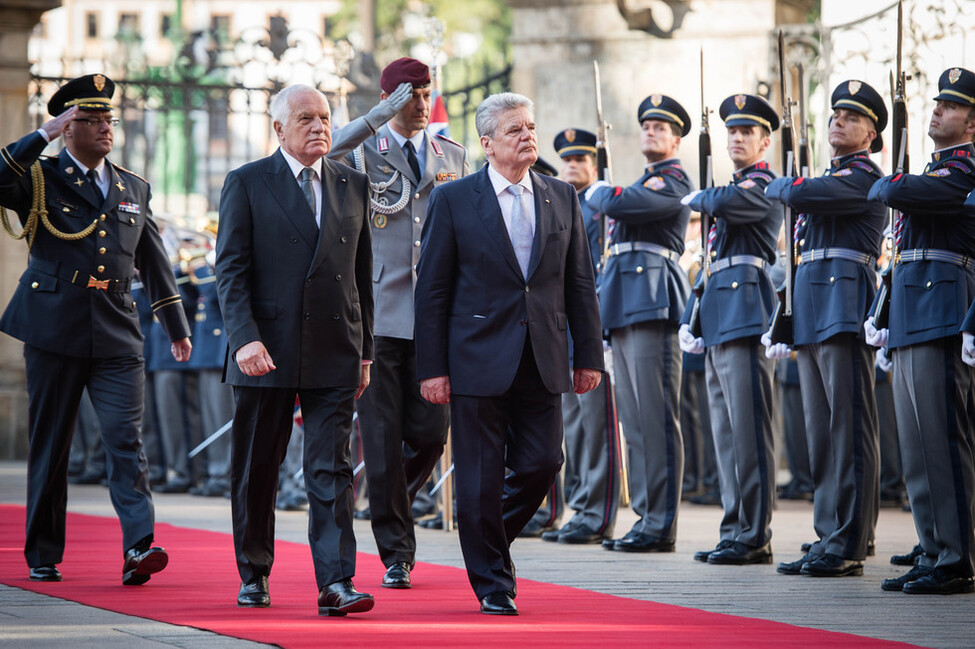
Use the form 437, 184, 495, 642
74, 178, 84, 187
116, 181, 125, 191
65, 166, 74, 174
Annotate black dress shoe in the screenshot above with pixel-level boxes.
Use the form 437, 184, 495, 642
122, 546, 168, 585
777, 554, 814, 575
881, 564, 934, 592
694, 539, 733, 563
688, 488, 722, 506
318, 579, 375, 616
890, 544, 924, 566
29, 565, 62, 582
518, 520, 554, 539
800, 553, 863, 577
902, 564, 975, 595
382, 562, 412, 589
479, 590, 518, 616
154, 479, 190, 494
707, 541, 772, 565
867, 540, 876, 557
611, 532, 676, 553
238, 576, 270, 607
540, 527, 563, 542
558, 524, 607, 545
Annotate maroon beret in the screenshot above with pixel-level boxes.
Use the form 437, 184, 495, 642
380, 57, 431, 94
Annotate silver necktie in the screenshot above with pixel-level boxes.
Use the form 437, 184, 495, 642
507, 184, 532, 278
300, 167, 316, 220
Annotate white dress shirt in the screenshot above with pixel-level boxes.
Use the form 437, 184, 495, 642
279, 148, 323, 227
487, 164, 535, 241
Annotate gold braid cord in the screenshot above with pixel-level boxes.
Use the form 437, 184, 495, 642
0, 161, 97, 250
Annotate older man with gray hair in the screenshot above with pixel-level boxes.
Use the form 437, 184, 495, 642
414, 92, 605, 615
215, 84, 375, 615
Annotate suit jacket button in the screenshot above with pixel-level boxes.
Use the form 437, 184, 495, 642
636, 266, 644, 274
414, 240, 420, 247
99, 247, 107, 254
97, 265, 105, 273
829, 276, 835, 283
414, 216, 420, 223
214, 328, 221, 336
520, 320, 527, 326
335, 274, 342, 281
332, 314, 340, 320
98, 230, 107, 237
304, 313, 311, 320
731, 281, 738, 289
926, 280, 932, 288
31, 281, 39, 289
524, 285, 530, 293
291, 237, 298, 243
414, 193, 420, 200
340, 236, 348, 244
99, 214, 106, 221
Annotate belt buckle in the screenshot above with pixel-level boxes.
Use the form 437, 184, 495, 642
87, 275, 110, 291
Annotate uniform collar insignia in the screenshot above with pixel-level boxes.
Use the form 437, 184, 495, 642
65, 166, 74, 174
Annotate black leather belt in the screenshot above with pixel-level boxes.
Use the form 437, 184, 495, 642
29, 259, 132, 292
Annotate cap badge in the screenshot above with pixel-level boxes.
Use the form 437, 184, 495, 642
650, 94, 662, 107
848, 80, 862, 95
734, 94, 747, 110
565, 129, 576, 143
93, 74, 106, 92
949, 68, 962, 85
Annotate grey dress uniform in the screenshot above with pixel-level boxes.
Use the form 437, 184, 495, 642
684, 158, 781, 557
588, 156, 692, 548
0, 130, 190, 567
330, 121, 469, 569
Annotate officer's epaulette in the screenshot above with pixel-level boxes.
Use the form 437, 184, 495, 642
111, 162, 149, 184
840, 157, 882, 176
658, 165, 688, 181
744, 170, 775, 184
434, 133, 463, 149
941, 159, 974, 174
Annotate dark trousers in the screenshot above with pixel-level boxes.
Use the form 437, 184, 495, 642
231, 384, 357, 589
451, 338, 564, 599
23, 345, 152, 567
356, 336, 448, 567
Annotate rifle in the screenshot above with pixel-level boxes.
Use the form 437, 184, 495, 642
687, 46, 712, 337
797, 63, 811, 179
593, 60, 614, 262
769, 30, 797, 345
874, 0, 909, 329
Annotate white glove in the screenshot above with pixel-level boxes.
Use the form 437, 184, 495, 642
364, 82, 414, 129
875, 347, 893, 373
584, 180, 612, 202
678, 324, 705, 354
680, 189, 702, 206
863, 317, 889, 348
963, 332, 975, 367
761, 329, 792, 360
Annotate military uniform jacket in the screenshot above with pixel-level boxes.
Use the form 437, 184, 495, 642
963, 300, 975, 334
685, 160, 782, 346
148, 269, 197, 372
187, 264, 229, 371
869, 143, 975, 348
0, 131, 189, 358
588, 157, 693, 330
329, 121, 469, 340
768, 151, 886, 345
578, 186, 603, 276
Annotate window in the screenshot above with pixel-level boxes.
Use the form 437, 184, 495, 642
211, 15, 230, 43
86, 12, 98, 39
118, 13, 141, 38
161, 14, 172, 38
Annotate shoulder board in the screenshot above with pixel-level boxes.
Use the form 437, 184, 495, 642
841, 159, 881, 176
434, 133, 464, 148
942, 159, 974, 174
744, 170, 774, 184
659, 166, 688, 181
111, 162, 149, 184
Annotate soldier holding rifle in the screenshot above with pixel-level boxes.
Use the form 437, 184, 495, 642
764, 80, 887, 578
680, 93, 782, 565
866, 67, 975, 595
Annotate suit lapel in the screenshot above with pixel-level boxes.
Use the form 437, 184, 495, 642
309, 158, 348, 274
102, 163, 124, 213
526, 171, 552, 280
263, 149, 319, 250
473, 167, 524, 280
59, 151, 101, 209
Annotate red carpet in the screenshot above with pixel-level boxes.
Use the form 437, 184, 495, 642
0, 505, 923, 648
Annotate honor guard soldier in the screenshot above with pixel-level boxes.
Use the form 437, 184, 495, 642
589, 94, 693, 552
533, 128, 621, 544
329, 57, 470, 588
0, 74, 192, 584
966, 191, 975, 368
765, 80, 887, 578
680, 94, 782, 565
866, 67, 975, 595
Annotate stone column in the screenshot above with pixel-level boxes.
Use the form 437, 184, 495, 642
0, 1, 61, 459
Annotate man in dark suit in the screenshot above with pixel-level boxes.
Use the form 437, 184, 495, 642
215, 84, 375, 615
414, 93, 604, 615
0, 74, 192, 585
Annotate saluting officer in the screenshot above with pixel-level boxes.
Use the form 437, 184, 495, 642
536, 128, 621, 544
680, 94, 782, 565
765, 80, 887, 578
0, 74, 192, 584
588, 95, 693, 553
866, 67, 975, 595
329, 58, 469, 588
